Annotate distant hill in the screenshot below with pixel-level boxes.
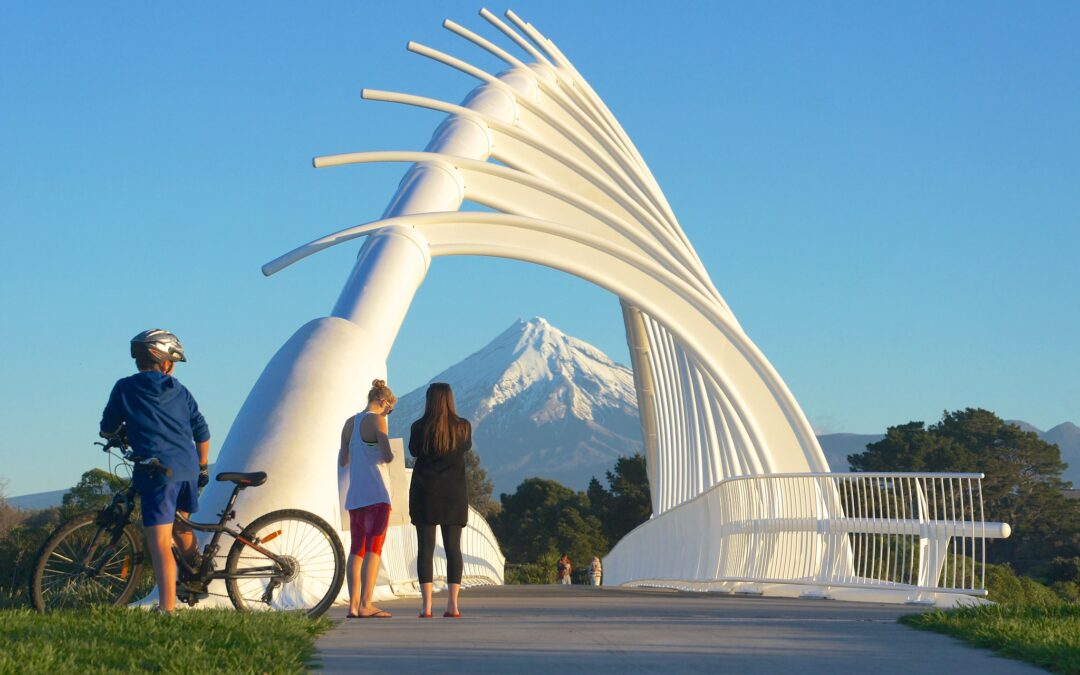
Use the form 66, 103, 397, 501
816, 433, 885, 472
1024, 421, 1080, 487
7, 489, 68, 511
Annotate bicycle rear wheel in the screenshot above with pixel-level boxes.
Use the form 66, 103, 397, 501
30, 511, 145, 612
225, 509, 344, 618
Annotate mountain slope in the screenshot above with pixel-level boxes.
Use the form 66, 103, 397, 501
388, 318, 643, 494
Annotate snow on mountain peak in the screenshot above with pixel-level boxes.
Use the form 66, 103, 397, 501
388, 317, 643, 493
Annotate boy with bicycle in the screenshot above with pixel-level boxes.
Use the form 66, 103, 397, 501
99, 329, 210, 614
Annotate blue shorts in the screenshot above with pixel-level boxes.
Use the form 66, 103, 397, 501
139, 480, 199, 527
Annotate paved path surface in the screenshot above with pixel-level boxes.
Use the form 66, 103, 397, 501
313, 585, 1040, 673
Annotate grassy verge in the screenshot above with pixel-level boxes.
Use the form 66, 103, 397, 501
0, 607, 331, 674
901, 604, 1080, 674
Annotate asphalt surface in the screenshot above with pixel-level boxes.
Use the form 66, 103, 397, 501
312, 585, 1041, 673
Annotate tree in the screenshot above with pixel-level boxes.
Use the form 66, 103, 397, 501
603, 454, 652, 544
464, 446, 499, 519
849, 408, 1080, 574
490, 478, 606, 569
61, 468, 128, 517
0, 478, 27, 541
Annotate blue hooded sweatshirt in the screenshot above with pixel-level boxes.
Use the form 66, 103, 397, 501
100, 371, 210, 488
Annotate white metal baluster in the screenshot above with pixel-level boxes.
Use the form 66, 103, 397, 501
890, 477, 899, 584
972, 473, 980, 587
978, 477, 986, 591
949, 477, 957, 589
901, 476, 912, 585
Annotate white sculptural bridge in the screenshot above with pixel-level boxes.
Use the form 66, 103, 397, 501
200, 8, 1010, 607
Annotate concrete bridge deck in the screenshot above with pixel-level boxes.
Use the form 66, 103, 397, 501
313, 585, 1038, 673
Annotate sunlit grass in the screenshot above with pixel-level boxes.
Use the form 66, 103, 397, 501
0, 606, 330, 674
902, 603, 1080, 674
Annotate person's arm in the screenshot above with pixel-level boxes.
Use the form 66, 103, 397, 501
373, 414, 394, 464
338, 417, 353, 467
99, 383, 124, 437
187, 391, 212, 486
409, 424, 423, 459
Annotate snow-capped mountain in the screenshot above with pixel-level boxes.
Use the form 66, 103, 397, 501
388, 317, 643, 494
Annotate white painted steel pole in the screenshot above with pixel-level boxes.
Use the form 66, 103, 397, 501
195, 68, 540, 607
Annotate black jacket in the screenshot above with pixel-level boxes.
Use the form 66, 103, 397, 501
408, 420, 472, 526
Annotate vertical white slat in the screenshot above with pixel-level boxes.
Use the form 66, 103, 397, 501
978, 477, 986, 590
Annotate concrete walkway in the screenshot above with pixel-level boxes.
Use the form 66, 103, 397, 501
312, 585, 1040, 673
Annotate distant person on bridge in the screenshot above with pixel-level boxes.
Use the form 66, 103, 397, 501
339, 379, 397, 619
590, 557, 602, 586
409, 382, 473, 618
558, 554, 572, 584
99, 329, 210, 615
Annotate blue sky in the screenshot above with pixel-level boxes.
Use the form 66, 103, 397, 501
1, 2, 1077, 495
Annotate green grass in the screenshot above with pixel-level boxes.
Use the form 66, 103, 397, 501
0, 607, 331, 674
901, 604, 1080, 674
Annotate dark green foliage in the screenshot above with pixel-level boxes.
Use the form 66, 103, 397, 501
491, 478, 607, 575
0, 508, 61, 607
981, 561, 1063, 607
491, 454, 652, 581
504, 551, 561, 585
464, 446, 499, 519
594, 454, 652, 545
61, 469, 128, 517
849, 408, 1080, 575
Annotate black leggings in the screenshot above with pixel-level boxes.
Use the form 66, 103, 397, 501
415, 524, 463, 585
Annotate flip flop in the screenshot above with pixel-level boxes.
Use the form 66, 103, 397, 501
418, 612, 433, 618
443, 611, 461, 618
348, 610, 392, 619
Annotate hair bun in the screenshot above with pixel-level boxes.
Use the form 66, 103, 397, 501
372, 378, 386, 388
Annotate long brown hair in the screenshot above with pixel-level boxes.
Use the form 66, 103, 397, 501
413, 382, 469, 456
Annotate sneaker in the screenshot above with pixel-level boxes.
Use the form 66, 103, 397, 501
176, 581, 209, 603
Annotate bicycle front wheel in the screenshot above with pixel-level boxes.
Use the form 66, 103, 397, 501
30, 511, 145, 612
225, 509, 344, 618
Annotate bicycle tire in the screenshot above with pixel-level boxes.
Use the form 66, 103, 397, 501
30, 511, 145, 612
224, 509, 344, 618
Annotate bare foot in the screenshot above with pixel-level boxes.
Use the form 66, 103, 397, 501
355, 607, 392, 618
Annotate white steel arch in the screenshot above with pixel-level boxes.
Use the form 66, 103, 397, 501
200, 8, 1009, 606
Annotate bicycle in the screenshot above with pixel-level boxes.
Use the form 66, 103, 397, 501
30, 429, 345, 617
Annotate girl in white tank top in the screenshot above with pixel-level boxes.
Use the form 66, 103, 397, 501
337, 379, 396, 618
344, 410, 392, 509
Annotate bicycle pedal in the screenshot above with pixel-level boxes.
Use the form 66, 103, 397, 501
176, 583, 209, 602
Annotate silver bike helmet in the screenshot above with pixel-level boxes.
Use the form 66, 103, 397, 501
130, 329, 187, 363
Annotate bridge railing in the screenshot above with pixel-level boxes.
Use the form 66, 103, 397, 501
603, 472, 1010, 603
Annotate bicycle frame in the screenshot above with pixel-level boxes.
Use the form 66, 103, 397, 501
173, 482, 291, 588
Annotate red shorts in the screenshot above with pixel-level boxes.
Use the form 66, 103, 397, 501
348, 502, 391, 557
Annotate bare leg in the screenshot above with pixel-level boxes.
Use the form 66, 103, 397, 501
358, 552, 388, 616
173, 511, 198, 565
446, 582, 460, 616
420, 582, 433, 616
346, 553, 362, 615
145, 523, 176, 612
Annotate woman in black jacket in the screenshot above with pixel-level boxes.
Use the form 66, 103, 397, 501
409, 382, 471, 618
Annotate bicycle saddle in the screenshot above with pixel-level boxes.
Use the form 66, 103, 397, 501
216, 471, 267, 487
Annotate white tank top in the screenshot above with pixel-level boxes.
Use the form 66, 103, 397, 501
344, 411, 392, 510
